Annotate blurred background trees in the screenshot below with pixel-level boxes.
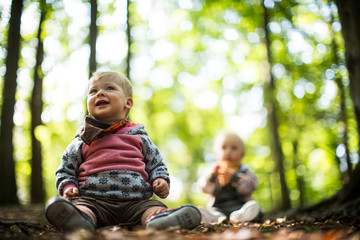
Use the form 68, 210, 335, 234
0, 0, 359, 217
0, 0, 23, 205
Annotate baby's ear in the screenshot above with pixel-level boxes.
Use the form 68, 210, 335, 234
240, 150, 245, 159
125, 97, 133, 110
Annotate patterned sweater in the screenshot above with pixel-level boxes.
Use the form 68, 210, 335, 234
55, 119, 169, 200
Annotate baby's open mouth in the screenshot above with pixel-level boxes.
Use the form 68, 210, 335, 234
96, 100, 109, 106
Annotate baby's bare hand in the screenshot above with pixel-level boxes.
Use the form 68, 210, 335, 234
211, 165, 220, 177
153, 178, 169, 199
63, 187, 79, 199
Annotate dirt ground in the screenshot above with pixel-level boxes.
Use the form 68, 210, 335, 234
1, 204, 360, 240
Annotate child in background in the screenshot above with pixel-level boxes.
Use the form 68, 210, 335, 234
197, 132, 261, 223
45, 71, 201, 231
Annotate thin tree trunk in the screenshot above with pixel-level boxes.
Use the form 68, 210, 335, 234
327, 1, 352, 182
89, 0, 97, 77
292, 140, 305, 207
335, 0, 360, 151
261, 0, 291, 210
126, 0, 132, 78
0, 0, 24, 205
334, 0, 360, 200
30, 0, 46, 204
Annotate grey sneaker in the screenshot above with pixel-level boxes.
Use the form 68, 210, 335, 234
45, 197, 94, 231
229, 200, 260, 222
146, 205, 201, 230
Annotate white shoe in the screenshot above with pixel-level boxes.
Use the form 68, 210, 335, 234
198, 207, 227, 223
229, 200, 260, 222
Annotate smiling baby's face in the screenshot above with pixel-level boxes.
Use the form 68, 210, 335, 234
87, 75, 132, 124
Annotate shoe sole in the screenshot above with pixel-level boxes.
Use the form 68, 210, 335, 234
146, 205, 201, 230
45, 197, 94, 231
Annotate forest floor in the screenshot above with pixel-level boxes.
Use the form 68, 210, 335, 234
0, 204, 360, 240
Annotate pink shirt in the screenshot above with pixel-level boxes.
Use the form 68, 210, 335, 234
78, 123, 148, 185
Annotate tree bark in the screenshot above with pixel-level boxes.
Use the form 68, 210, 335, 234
30, 0, 46, 204
89, 0, 97, 77
335, 0, 360, 147
0, 0, 24, 205
261, 0, 291, 210
126, 0, 132, 78
327, 1, 352, 181
292, 140, 305, 207
334, 0, 360, 195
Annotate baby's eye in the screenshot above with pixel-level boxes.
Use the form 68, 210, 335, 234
106, 86, 114, 91
89, 89, 97, 94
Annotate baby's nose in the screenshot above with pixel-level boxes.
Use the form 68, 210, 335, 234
96, 89, 105, 96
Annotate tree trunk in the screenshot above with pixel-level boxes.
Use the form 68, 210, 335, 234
334, 0, 360, 197
126, 0, 132, 78
327, 1, 352, 182
261, 0, 291, 210
335, 0, 360, 145
292, 140, 305, 207
0, 0, 24, 205
30, 0, 46, 204
89, 0, 97, 77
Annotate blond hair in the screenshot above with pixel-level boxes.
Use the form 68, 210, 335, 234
89, 71, 133, 98
213, 131, 245, 155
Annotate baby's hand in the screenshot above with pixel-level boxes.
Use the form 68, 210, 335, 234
211, 165, 220, 177
234, 173, 256, 195
153, 178, 169, 199
63, 187, 79, 199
